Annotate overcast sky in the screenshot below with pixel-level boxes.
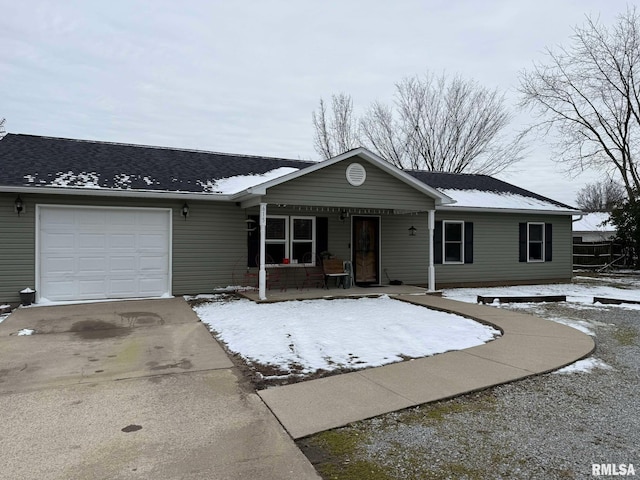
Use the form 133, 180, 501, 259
1, 0, 628, 205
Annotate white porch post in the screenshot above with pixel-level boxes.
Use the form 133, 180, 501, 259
428, 209, 436, 291
258, 202, 267, 300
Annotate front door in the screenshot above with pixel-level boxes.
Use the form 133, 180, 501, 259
352, 216, 379, 285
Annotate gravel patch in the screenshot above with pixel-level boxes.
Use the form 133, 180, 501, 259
299, 279, 640, 479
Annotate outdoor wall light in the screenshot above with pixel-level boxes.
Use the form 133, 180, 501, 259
245, 218, 257, 232
15, 195, 24, 215
181, 202, 190, 220
339, 209, 349, 222
408, 225, 417, 236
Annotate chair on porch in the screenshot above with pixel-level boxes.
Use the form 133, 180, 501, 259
300, 253, 325, 290
323, 258, 350, 289
254, 254, 285, 290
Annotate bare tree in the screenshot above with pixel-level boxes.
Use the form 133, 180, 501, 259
311, 94, 359, 159
0, 118, 6, 140
576, 179, 626, 211
519, 7, 640, 199
312, 73, 525, 175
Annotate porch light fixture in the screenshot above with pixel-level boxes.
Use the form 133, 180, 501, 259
245, 218, 257, 232
181, 202, 189, 220
339, 209, 349, 222
14, 195, 24, 215
408, 225, 417, 236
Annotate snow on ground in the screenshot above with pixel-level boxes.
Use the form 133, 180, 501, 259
443, 278, 640, 307
193, 295, 500, 379
553, 357, 613, 374
17, 329, 35, 336
0, 313, 9, 324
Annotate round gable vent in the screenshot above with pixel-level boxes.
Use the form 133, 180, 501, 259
346, 163, 366, 186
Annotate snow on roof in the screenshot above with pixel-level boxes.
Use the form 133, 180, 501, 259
198, 167, 299, 194
30, 166, 300, 194
439, 189, 575, 212
572, 212, 614, 232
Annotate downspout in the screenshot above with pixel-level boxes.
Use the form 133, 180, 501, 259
259, 202, 267, 300
428, 209, 435, 291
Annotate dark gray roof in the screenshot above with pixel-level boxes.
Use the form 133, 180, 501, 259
0, 134, 314, 193
0, 133, 574, 210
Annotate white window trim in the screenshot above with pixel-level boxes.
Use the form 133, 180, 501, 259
291, 216, 316, 265
265, 215, 316, 266
265, 215, 289, 265
527, 222, 545, 263
443, 220, 465, 264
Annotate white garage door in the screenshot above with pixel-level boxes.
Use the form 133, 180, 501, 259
38, 206, 171, 302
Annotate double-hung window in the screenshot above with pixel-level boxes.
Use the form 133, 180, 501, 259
264, 216, 316, 265
291, 217, 315, 263
527, 223, 545, 262
443, 221, 464, 264
265, 216, 288, 264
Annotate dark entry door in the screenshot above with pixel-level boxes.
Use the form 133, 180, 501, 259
352, 216, 379, 285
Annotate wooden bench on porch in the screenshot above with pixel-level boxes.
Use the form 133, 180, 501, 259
323, 259, 350, 289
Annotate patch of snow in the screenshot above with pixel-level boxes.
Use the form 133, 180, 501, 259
0, 313, 9, 324
51, 171, 101, 188
17, 329, 35, 336
553, 357, 613, 374
33, 295, 174, 307
20, 287, 35, 294
441, 189, 572, 212
444, 282, 640, 306
193, 296, 500, 378
198, 167, 299, 194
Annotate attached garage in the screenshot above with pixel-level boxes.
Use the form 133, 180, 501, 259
37, 206, 171, 302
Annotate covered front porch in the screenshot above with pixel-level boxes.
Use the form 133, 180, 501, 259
230, 148, 452, 300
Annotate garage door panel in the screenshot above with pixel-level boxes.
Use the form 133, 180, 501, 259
110, 256, 138, 274
139, 255, 168, 272
41, 256, 76, 275
39, 207, 170, 301
109, 234, 137, 249
77, 256, 108, 274
78, 233, 106, 249
41, 232, 76, 251
138, 278, 167, 296
139, 233, 167, 250
79, 279, 108, 297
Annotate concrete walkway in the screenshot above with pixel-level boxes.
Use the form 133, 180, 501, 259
258, 294, 595, 439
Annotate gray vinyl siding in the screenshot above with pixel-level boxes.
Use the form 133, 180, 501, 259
381, 213, 429, 284
264, 159, 436, 211
0, 193, 36, 303
434, 211, 573, 287
0, 193, 246, 303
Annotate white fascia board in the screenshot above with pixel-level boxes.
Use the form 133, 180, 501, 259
0, 185, 233, 202
230, 147, 455, 205
437, 205, 580, 216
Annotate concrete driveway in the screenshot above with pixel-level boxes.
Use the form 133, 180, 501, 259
0, 298, 319, 480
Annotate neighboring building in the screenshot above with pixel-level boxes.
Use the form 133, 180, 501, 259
0, 134, 579, 303
572, 212, 615, 243
572, 212, 620, 270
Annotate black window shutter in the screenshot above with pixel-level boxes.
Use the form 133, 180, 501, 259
434, 221, 443, 264
247, 215, 260, 267
464, 222, 474, 264
316, 217, 329, 260
545, 223, 553, 262
519, 223, 527, 262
